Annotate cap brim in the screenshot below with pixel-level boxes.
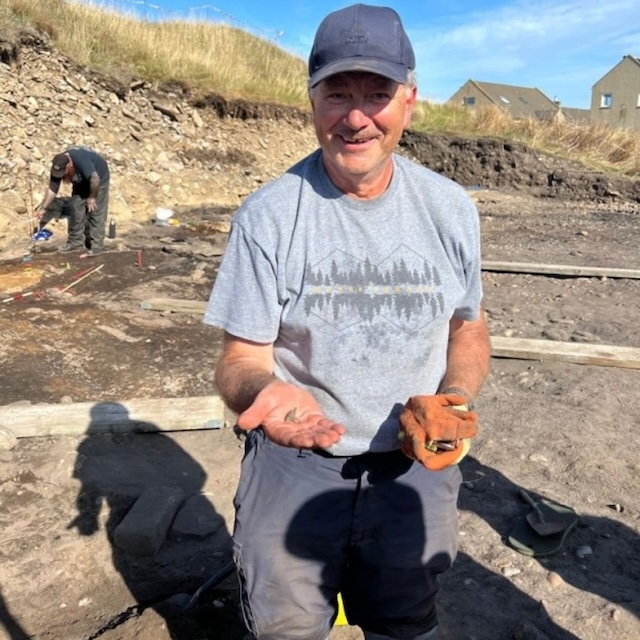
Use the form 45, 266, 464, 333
309, 57, 409, 87
50, 170, 65, 179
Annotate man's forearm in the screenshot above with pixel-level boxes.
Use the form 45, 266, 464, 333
439, 311, 491, 403
36, 188, 57, 211
89, 172, 100, 199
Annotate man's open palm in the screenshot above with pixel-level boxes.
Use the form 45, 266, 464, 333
236, 381, 345, 449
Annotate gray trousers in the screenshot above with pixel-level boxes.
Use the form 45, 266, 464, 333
43, 183, 109, 250
233, 429, 460, 640
66, 181, 109, 251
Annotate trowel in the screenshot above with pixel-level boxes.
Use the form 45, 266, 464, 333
519, 488, 574, 536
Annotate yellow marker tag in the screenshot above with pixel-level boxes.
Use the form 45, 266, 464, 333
335, 592, 348, 626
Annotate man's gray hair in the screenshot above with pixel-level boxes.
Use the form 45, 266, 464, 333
308, 69, 417, 98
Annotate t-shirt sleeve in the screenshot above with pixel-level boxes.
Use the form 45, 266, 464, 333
204, 222, 282, 343
71, 150, 98, 181
453, 195, 484, 321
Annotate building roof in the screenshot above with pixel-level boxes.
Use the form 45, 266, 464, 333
592, 54, 640, 87
454, 80, 560, 119
561, 107, 590, 124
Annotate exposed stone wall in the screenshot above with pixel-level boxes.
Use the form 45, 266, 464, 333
0, 27, 318, 254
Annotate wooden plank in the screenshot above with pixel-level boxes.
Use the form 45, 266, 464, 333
139, 297, 640, 370
482, 261, 640, 279
0, 396, 225, 439
491, 336, 640, 369
141, 298, 207, 315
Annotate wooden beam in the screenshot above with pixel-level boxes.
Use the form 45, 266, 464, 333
491, 336, 640, 369
5, 338, 638, 440
0, 396, 225, 439
140, 298, 208, 315
482, 261, 640, 279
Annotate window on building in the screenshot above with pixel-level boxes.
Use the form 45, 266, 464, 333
499, 96, 510, 104
637, 93, 640, 108
601, 93, 612, 108
463, 96, 475, 106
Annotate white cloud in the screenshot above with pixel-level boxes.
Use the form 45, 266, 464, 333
410, 0, 640, 106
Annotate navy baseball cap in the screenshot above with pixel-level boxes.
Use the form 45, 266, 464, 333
50, 153, 69, 179
308, 4, 415, 88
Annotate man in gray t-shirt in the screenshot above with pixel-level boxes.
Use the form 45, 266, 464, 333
205, 5, 491, 640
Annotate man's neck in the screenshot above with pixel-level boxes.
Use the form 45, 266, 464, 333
322, 156, 394, 200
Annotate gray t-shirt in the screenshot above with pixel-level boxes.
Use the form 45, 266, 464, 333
205, 150, 483, 455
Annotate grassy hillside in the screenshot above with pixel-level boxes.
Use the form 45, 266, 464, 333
2, 0, 639, 175
1, 0, 309, 103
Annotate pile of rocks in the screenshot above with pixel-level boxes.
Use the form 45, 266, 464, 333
0, 26, 318, 257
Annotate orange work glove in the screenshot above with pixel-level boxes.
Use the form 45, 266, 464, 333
398, 394, 478, 471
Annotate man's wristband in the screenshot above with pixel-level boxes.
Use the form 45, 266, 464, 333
438, 386, 475, 410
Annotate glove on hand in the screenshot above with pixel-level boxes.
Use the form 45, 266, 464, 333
398, 394, 478, 471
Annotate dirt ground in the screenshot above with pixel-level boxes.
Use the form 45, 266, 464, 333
1, 132, 640, 639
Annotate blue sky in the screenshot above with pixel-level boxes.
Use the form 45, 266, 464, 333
94, 0, 640, 109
